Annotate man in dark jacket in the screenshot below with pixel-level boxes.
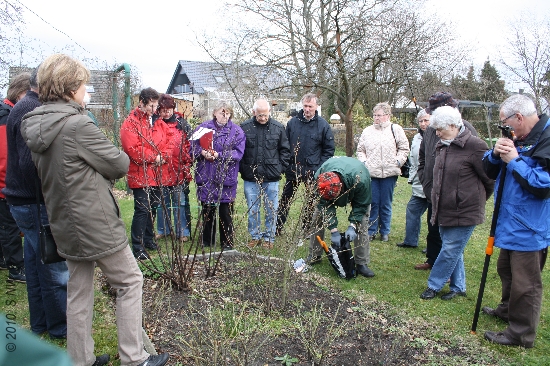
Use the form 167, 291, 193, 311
415, 92, 478, 270
2, 67, 68, 339
306, 156, 374, 277
482, 94, 549, 348
0, 72, 29, 283
240, 99, 291, 248
276, 93, 335, 234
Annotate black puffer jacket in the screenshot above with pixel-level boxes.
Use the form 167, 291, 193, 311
285, 110, 335, 180
239, 117, 290, 182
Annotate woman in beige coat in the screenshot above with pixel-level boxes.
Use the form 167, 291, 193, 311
21, 54, 168, 366
356, 102, 409, 242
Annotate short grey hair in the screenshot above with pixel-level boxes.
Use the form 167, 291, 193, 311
30, 66, 39, 89
373, 102, 392, 116
301, 93, 318, 105
416, 108, 428, 123
500, 94, 537, 117
430, 106, 463, 130
252, 98, 271, 112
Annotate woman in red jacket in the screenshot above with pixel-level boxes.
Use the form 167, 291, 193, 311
120, 87, 168, 260
154, 94, 192, 243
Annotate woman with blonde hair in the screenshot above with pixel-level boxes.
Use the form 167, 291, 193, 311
21, 54, 168, 366
356, 102, 409, 242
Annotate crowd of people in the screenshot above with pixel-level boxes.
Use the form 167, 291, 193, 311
0, 52, 548, 366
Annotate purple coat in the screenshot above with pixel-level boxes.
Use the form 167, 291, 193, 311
191, 119, 245, 203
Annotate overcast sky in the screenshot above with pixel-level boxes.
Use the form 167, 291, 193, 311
7, 0, 550, 93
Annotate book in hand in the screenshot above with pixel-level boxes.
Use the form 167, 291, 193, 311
190, 127, 215, 150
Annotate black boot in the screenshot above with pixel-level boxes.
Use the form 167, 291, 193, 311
356, 264, 375, 278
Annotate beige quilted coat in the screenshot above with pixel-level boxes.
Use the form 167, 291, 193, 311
356, 121, 410, 178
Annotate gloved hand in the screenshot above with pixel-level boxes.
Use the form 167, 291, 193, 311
345, 225, 357, 242
330, 231, 341, 247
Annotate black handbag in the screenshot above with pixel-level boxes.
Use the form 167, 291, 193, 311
391, 123, 410, 178
36, 181, 65, 264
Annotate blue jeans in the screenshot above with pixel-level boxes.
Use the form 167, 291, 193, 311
402, 195, 429, 247
427, 225, 475, 293
9, 204, 68, 338
157, 185, 190, 238
368, 176, 398, 236
244, 180, 279, 243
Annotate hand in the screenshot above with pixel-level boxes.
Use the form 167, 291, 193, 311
345, 225, 357, 242
330, 231, 341, 247
494, 138, 518, 163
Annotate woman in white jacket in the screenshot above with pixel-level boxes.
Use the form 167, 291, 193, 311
396, 109, 430, 248
356, 102, 409, 241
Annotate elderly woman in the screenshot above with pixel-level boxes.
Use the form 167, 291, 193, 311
356, 102, 409, 242
190, 102, 245, 250
397, 109, 431, 249
21, 54, 168, 366
154, 94, 192, 243
420, 106, 494, 300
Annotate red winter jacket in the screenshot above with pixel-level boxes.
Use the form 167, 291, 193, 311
120, 107, 169, 189
0, 99, 15, 198
161, 117, 192, 187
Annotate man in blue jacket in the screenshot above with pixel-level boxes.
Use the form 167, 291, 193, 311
276, 93, 335, 235
482, 94, 549, 348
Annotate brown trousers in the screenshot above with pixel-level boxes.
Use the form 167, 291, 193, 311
66, 246, 149, 366
493, 248, 544, 347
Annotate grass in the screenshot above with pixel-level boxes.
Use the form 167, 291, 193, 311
1, 173, 549, 365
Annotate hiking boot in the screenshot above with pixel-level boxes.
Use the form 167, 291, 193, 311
482, 306, 509, 322
262, 241, 274, 249
134, 250, 150, 261
441, 291, 466, 300
92, 354, 110, 366
420, 287, 438, 300
247, 239, 260, 248
8, 267, 26, 283
356, 264, 375, 278
137, 353, 169, 366
179, 236, 189, 243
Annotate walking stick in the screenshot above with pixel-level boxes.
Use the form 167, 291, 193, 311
470, 161, 507, 334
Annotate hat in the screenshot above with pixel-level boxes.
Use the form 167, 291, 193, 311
318, 172, 342, 200
425, 92, 458, 114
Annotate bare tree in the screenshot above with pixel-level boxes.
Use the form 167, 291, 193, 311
205, 0, 467, 156
0, 0, 24, 90
500, 14, 550, 113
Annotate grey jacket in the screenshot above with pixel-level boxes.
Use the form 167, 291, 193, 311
21, 100, 130, 261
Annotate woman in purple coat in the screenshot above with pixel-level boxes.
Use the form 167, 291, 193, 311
191, 102, 245, 250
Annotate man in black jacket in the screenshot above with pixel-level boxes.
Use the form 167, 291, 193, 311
240, 99, 290, 248
276, 93, 335, 235
416, 92, 478, 270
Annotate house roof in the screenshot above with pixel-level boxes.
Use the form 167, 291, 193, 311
166, 60, 289, 96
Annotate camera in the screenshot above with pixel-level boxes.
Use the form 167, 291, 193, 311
498, 125, 516, 140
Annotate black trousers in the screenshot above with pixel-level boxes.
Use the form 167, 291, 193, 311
130, 187, 161, 252
201, 202, 234, 247
0, 199, 24, 268
276, 174, 316, 233
425, 202, 442, 266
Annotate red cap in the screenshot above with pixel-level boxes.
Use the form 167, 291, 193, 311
318, 172, 342, 200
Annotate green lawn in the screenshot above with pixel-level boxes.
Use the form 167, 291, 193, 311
1, 174, 548, 365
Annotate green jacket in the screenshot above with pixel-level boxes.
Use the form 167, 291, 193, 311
21, 101, 130, 261
315, 156, 372, 230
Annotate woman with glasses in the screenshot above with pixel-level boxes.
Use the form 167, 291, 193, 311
396, 109, 431, 249
356, 102, 409, 242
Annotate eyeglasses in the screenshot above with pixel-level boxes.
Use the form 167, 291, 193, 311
257, 114, 269, 118
418, 118, 430, 123
500, 113, 517, 125
373, 114, 388, 118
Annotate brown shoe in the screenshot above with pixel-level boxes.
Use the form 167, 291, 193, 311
414, 262, 432, 270
178, 236, 189, 243
247, 239, 260, 248
155, 234, 166, 240
262, 241, 274, 249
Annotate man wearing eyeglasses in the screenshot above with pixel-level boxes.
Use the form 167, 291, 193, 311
240, 99, 290, 249
481, 94, 549, 348
276, 93, 335, 239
